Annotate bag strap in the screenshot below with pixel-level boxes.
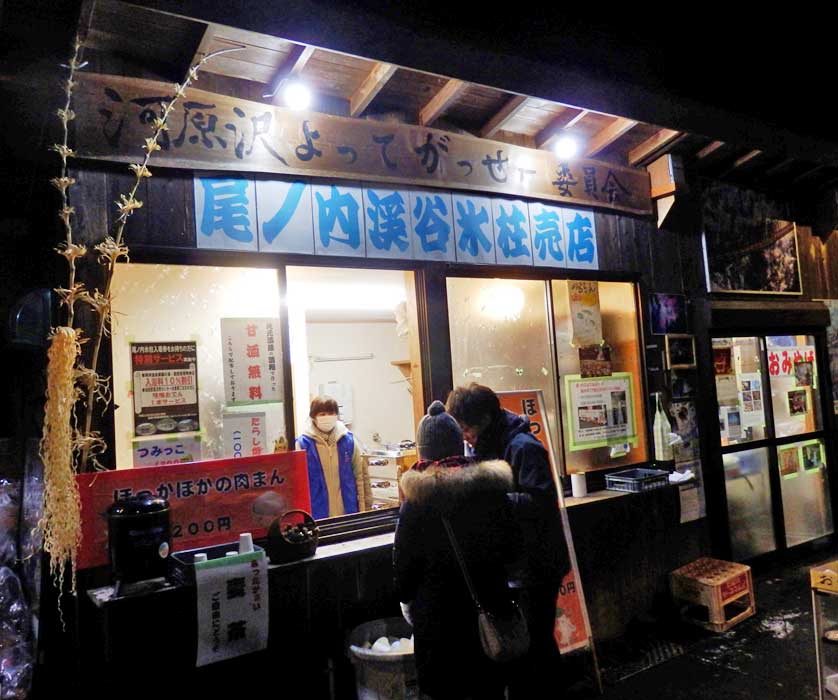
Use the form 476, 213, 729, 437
441, 515, 483, 611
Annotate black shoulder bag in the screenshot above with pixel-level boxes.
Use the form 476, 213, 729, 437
441, 516, 529, 663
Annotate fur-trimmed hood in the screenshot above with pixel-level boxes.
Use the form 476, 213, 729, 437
400, 458, 514, 505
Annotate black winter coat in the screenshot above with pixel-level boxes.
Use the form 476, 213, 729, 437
394, 458, 520, 700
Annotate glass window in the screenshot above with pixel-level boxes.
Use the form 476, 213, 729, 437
777, 438, 833, 547
723, 448, 775, 560
111, 263, 283, 469
446, 278, 560, 452
287, 266, 421, 515
766, 335, 822, 438
713, 337, 767, 446
551, 281, 648, 472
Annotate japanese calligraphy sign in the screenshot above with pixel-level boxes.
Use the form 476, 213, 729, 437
492, 199, 534, 266
222, 411, 267, 458
312, 182, 366, 257
194, 174, 600, 268
195, 550, 269, 667
76, 451, 311, 569
564, 373, 639, 451
452, 194, 495, 264
133, 433, 202, 468
256, 178, 314, 254
194, 176, 258, 251
73, 73, 651, 216
363, 186, 413, 260
496, 390, 591, 654
131, 342, 199, 436
221, 318, 282, 405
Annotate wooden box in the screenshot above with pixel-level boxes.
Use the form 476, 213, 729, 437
670, 557, 755, 633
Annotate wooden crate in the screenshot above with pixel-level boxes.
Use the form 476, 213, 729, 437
670, 557, 755, 633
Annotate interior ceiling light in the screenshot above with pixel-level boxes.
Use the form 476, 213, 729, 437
283, 80, 312, 111
554, 135, 579, 160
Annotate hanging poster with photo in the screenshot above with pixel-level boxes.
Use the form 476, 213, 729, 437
800, 440, 826, 472
567, 280, 602, 347
738, 372, 765, 427
826, 301, 838, 415
778, 444, 801, 479
221, 318, 282, 405
564, 372, 637, 451
131, 342, 199, 437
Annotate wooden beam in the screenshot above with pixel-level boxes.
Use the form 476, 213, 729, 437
479, 95, 528, 139
628, 128, 683, 166
419, 78, 467, 126
765, 158, 796, 177
182, 21, 218, 82
585, 117, 638, 158
265, 43, 316, 101
350, 61, 397, 117
535, 108, 587, 149
731, 149, 763, 170
793, 164, 826, 185
696, 140, 725, 159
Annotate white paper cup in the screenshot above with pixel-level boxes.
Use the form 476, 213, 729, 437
571, 473, 588, 498
239, 532, 254, 554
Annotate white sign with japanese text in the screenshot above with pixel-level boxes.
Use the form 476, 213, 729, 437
193, 175, 599, 269
132, 433, 202, 467
492, 198, 534, 266
221, 318, 282, 405
194, 176, 259, 251
363, 186, 413, 260
452, 193, 496, 265
312, 182, 366, 257
409, 189, 456, 262
256, 179, 314, 254
195, 550, 269, 667
222, 412, 267, 458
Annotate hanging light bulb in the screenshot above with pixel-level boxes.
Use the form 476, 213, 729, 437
554, 135, 579, 160
283, 80, 312, 111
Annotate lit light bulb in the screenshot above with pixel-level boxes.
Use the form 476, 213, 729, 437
554, 135, 579, 160
283, 81, 312, 111
479, 283, 525, 321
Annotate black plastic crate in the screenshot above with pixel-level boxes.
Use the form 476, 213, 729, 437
605, 467, 670, 493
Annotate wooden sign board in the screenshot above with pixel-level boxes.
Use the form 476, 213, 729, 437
73, 73, 652, 217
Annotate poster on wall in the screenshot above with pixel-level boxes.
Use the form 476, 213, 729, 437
497, 390, 592, 656
221, 318, 282, 405
131, 342, 199, 437
702, 199, 803, 294
222, 411, 267, 458
826, 301, 838, 415
132, 433, 202, 468
738, 372, 765, 427
564, 372, 637, 452
567, 280, 602, 347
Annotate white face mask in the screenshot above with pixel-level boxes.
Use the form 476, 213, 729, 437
315, 415, 338, 432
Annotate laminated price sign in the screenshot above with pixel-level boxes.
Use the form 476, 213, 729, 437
195, 551, 269, 666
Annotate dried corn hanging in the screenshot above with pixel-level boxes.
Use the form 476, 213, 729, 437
39, 326, 82, 596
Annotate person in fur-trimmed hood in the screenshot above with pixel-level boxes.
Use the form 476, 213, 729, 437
394, 400, 521, 700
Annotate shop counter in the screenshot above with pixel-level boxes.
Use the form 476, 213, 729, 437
79, 531, 399, 697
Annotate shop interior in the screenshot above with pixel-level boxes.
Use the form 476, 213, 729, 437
286, 265, 421, 510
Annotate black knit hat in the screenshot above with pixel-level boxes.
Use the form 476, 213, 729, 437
416, 401, 464, 462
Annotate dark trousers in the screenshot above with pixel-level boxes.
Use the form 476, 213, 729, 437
508, 584, 563, 699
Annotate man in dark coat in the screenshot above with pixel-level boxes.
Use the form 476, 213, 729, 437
394, 400, 521, 700
447, 383, 570, 699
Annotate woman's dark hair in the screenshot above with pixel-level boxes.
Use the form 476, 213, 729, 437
445, 383, 501, 427
309, 395, 339, 419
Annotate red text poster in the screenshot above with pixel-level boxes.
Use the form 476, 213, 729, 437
131, 341, 199, 436
497, 390, 591, 654
77, 451, 311, 569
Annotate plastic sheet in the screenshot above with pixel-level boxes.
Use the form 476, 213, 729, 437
0, 567, 33, 699
0, 479, 20, 567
